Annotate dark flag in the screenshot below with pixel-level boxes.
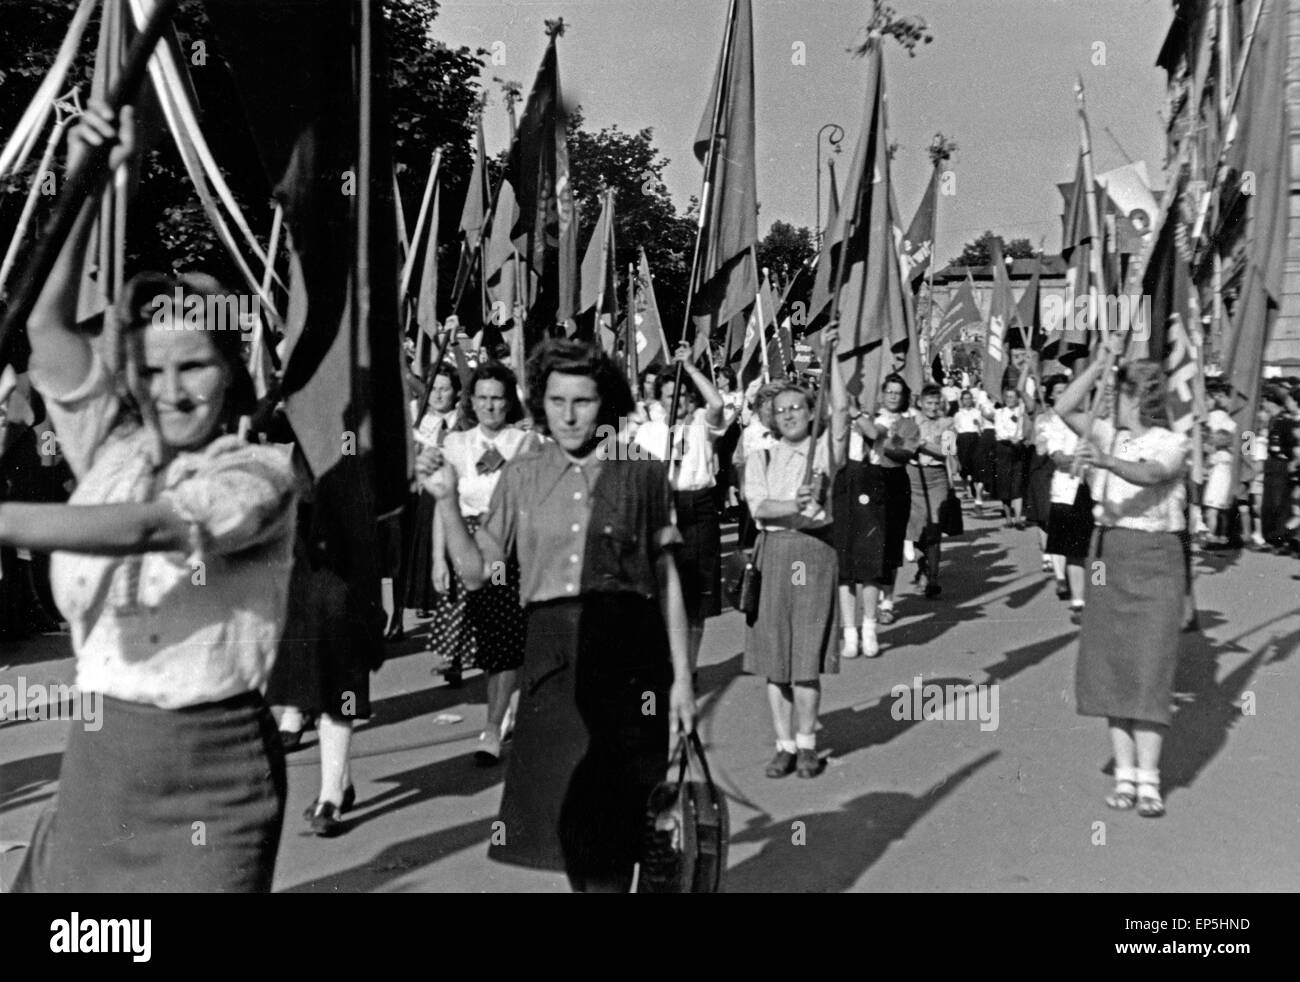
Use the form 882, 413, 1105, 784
690, 0, 758, 355
504, 24, 578, 340
982, 237, 1015, 391
930, 270, 980, 353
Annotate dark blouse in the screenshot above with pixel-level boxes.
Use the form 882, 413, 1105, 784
478, 441, 681, 606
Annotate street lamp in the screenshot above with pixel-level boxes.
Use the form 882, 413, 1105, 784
815, 123, 845, 249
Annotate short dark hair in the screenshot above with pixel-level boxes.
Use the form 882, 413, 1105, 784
881, 373, 911, 407
525, 338, 634, 436
653, 366, 700, 405
1262, 383, 1289, 408
429, 363, 462, 397
919, 383, 943, 401
714, 366, 737, 389
1043, 373, 1069, 406
462, 361, 524, 425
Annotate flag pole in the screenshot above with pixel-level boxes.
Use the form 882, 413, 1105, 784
753, 255, 771, 384
627, 260, 637, 393
666, 0, 739, 456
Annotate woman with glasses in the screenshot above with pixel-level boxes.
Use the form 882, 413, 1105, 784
744, 337, 849, 778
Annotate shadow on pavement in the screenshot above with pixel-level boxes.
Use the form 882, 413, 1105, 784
723, 750, 998, 892
278, 815, 500, 893
0, 750, 61, 816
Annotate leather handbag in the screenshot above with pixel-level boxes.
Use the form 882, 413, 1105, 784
637, 731, 729, 893
725, 530, 764, 622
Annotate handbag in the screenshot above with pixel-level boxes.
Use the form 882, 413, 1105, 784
938, 488, 964, 536
637, 731, 730, 893
724, 530, 764, 622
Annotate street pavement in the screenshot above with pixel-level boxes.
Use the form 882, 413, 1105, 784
4, 500, 1300, 892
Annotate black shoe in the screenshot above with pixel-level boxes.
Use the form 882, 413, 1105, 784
1055, 581, 1071, 600
303, 784, 356, 821
1069, 605, 1084, 625
309, 802, 346, 837
765, 749, 797, 778
416, 608, 433, 619
795, 748, 823, 778
924, 581, 942, 598
443, 666, 463, 688
384, 624, 406, 642
877, 606, 896, 625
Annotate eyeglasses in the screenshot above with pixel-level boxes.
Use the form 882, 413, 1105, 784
774, 405, 807, 416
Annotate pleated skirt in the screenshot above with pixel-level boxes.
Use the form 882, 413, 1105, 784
744, 529, 840, 684
13, 691, 285, 893
1076, 527, 1185, 726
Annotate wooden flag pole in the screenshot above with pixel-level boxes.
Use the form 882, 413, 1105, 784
626, 260, 637, 392
755, 261, 771, 384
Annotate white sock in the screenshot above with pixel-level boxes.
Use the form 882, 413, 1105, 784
795, 732, 817, 750
880, 598, 894, 611
861, 617, 878, 632
843, 625, 859, 641
777, 738, 797, 754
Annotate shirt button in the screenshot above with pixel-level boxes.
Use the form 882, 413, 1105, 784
571, 523, 581, 533
570, 554, 579, 564
573, 491, 583, 500
565, 583, 576, 593
858, 493, 870, 505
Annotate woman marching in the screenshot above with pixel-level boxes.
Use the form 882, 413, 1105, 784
437, 361, 540, 763
953, 390, 985, 504
1035, 375, 1093, 619
9, 104, 297, 890
907, 384, 957, 597
858, 374, 920, 625
424, 339, 695, 892
633, 344, 727, 672
1055, 337, 1191, 818
745, 335, 849, 778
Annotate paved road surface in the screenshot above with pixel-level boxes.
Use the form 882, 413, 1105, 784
4, 504, 1299, 891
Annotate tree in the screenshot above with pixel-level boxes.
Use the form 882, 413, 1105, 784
852, 2, 934, 57
756, 220, 815, 290
564, 108, 696, 335
0, 0, 486, 291
948, 231, 1039, 269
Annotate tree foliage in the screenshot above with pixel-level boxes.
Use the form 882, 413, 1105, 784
756, 220, 815, 290
948, 231, 1039, 269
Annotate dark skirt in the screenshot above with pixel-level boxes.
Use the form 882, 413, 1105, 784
1024, 451, 1054, 526
400, 491, 438, 611
879, 464, 911, 573
995, 440, 1028, 503
267, 544, 373, 719
1261, 459, 1292, 542
907, 464, 949, 542
465, 517, 527, 674
832, 460, 886, 584
744, 529, 840, 683
1046, 483, 1095, 560
674, 487, 722, 622
490, 595, 671, 879
975, 428, 998, 487
956, 432, 980, 481
1076, 527, 1186, 725
13, 691, 286, 893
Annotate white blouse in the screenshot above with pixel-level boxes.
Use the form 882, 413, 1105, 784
441, 424, 536, 517
953, 407, 984, 434
1089, 418, 1190, 532
34, 355, 297, 709
633, 408, 726, 492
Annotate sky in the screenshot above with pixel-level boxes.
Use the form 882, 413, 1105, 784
431, 0, 1174, 263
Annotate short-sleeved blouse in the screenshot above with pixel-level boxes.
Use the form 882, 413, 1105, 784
474, 440, 680, 606
33, 354, 298, 709
441, 424, 536, 517
1089, 418, 1189, 532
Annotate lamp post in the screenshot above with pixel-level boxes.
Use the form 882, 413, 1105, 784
815, 123, 844, 249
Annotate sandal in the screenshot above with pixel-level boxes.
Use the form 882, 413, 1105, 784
1135, 769, 1165, 818
1105, 767, 1138, 810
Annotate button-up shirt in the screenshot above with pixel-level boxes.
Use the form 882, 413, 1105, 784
441, 424, 537, 517
744, 433, 834, 530
413, 407, 461, 448
632, 408, 726, 492
994, 405, 1027, 442
476, 441, 680, 605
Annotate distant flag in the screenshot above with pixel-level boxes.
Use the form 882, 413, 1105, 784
1050, 149, 1100, 364
738, 272, 779, 387
900, 164, 938, 288
689, 0, 759, 356
633, 247, 669, 369
1011, 261, 1042, 352
982, 237, 1015, 391
451, 114, 491, 310
930, 270, 981, 353
415, 169, 441, 339
578, 190, 617, 351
